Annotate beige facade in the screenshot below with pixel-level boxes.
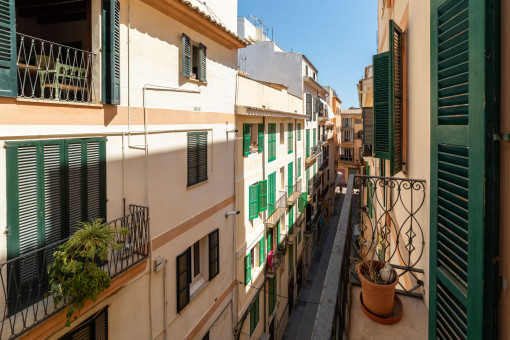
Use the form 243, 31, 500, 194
0, 0, 245, 339
337, 108, 363, 185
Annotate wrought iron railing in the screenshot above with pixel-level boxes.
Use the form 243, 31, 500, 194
267, 191, 287, 225
311, 175, 426, 339
287, 178, 302, 198
0, 205, 149, 340
306, 145, 321, 160
266, 246, 286, 276
308, 174, 321, 197
16, 33, 97, 103
305, 204, 322, 234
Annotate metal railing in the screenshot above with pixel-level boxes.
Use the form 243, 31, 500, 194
266, 244, 286, 275
311, 175, 426, 339
308, 174, 321, 197
267, 191, 287, 225
17, 33, 97, 103
287, 178, 302, 198
0, 205, 149, 340
306, 145, 321, 160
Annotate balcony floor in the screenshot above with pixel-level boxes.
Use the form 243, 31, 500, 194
348, 286, 428, 340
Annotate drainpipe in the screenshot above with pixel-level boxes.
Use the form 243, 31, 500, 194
262, 116, 267, 333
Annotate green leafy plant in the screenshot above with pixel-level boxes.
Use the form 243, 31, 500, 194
48, 218, 129, 326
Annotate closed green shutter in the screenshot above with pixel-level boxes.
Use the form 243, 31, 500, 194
243, 124, 250, 156
288, 205, 293, 230
245, 252, 251, 283
258, 180, 267, 212
297, 157, 301, 178
269, 276, 277, 314
177, 247, 191, 312
198, 43, 207, 82
102, 0, 120, 105
373, 51, 391, 159
268, 124, 276, 162
268, 172, 276, 216
297, 123, 302, 140
250, 295, 259, 335
258, 123, 264, 152
306, 94, 312, 118
288, 162, 293, 196
306, 130, 310, 157
267, 229, 272, 252
208, 229, 219, 280
288, 123, 293, 153
363, 107, 374, 145
187, 132, 208, 187
429, 1, 499, 339
298, 193, 306, 213
313, 129, 316, 147
181, 33, 191, 78
259, 236, 265, 265
249, 184, 259, 220
276, 222, 280, 247
389, 20, 403, 175
0, 0, 16, 97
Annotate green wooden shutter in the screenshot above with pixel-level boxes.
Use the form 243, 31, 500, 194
187, 132, 208, 187
0, 0, 16, 97
373, 51, 391, 159
243, 124, 251, 156
258, 123, 264, 152
208, 229, 219, 280
102, 0, 120, 105
288, 123, 293, 153
306, 94, 312, 118
259, 236, 265, 265
268, 124, 276, 162
245, 252, 251, 283
389, 20, 403, 175
289, 205, 294, 229
298, 193, 306, 213
429, 1, 499, 339
267, 229, 272, 253
249, 184, 259, 220
363, 107, 374, 145
306, 130, 310, 157
198, 43, 207, 82
177, 247, 191, 312
258, 180, 267, 212
297, 157, 301, 178
182, 33, 191, 78
297, 123, 302, 140
288, 162, 293, 195
276, 222, 280, 247
313, 129, 316, 147
268, 172, 276, 216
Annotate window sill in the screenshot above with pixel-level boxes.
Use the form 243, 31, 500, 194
187, 179, 209, 189
190, 277, 208, 301
186, 77, 208, 86
16, 97, 103, 108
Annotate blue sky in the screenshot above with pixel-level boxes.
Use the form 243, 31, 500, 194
238, 1, 377, 109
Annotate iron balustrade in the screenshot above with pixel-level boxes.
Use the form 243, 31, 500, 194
308, 174, 321, 197
286, 178, 302, 205
16, 33, 97, 103
0, 205, 149, 340
311, 175, 426, 339
267, 191, 287, 226
306, 145, 321, 160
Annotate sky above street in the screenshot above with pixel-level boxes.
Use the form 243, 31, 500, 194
238, 0, 377, 109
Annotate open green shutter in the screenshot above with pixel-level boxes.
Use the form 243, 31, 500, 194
306, 94, 312, 118
258, 123, 264, 152
268, 124, 276, 162
288, 162, 293, 195
373, 51, 391, 159
288, 123, 293, 153
258, 180, 267, 212
182, 33, 191, 78
297, 157, 301, 178
102, 0, 120, 105
306, 130, 310, 157
0, 0, 16, 97
198, 43, 207, 82
249, 184, 259, 220
245, 253, 251, 283
289, 205, 293, 228
363, 107, 374, 145
313, 129, 316, 147
177, 247, 191, 312
429, 0, 499, 339
276, 222, 280, 246
267, 229, 272, 252
389, 20, 403, 175
259, 237, 264, 265
268, 172, 276, 216
243, 124, 250, 156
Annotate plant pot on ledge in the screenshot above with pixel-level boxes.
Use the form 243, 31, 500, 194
357, 260, 402, 324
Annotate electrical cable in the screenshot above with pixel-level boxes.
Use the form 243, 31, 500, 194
197, 1, 226, 27
236, 281, 321, 305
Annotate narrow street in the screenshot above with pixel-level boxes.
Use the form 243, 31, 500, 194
283, 188, 346, 340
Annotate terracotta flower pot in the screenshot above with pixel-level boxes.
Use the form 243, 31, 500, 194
357, 260, 398, 317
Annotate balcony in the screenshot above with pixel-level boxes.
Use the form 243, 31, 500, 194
308, 174, 321, 198
17, 33, 97, 104
0, 205, 149, 340
267, 191, 287, 227
287, 179, 302, 206
362, 144, 373, 157
311, 175, 427, 339
266, 242, 286, 278
306, 145, 321, 166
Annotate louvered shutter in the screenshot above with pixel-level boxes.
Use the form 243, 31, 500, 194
276, 222, 280, 246
389, 20, 403, 175
208, 229, 219, 280
297, 157, 301, 178
258, 180, 267, 212
259, 236, 264, 265
306, 94, 312, 118
245, 253, 251, 283
313, 129, 316, 147
198, 43, 207, 82
267, 229, 272, 253
243, 124, 250, 156
177, 247, 191, 312
363, 107, 374, 145
268, 124, 276, 162
59, 307, 108, 340
258, 123, 264, 152
288, 162, 293, 195
102, 0, 120, 105
187, 132, 207, 186
268, 172, 276, 216
197, 133, 207, 183
306, 130, 310, 157
289, 205, 293, 228
67, 142, 84, 234
0, 0, 16, 97
430, 0, 499, 339
94, 308, 108, 340
182, 33, 191, 78
373, 52, 391, 159
298, 193, 306, 213
297, 123, 301, 140
288, 123, 293, 153
248, 184, 259, 220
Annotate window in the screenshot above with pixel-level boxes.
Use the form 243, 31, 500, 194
288, 162, 293, 195
342, 117, 352, 128
249, 181, 267, 220
306, 130, 310, 157
342, 129, 354, 142
306, 94, 312, 118
259, 236, 265, 265
280, 123, 285, 144
313, 129, 316, 146
269, 276, 277, 315
305, 65, 309, 76
288, 123, 293, 153
268, 123, 276, 162
243, 124, 264, 156
250, 295, 260, 335
297, 157, 302, 178
187, 132, 208, 187
313, 72, 316, 80
356, 119, 362, 124
59, 308, 108, 340
245, 252, 251, 283
340, 147, 354, 162
268, 172, 276, 216
177, 247, 191, 312
209, 229, 219, 280
193, 241, 200, 279
182, 34, 207, 81
267, 229, 273, 253
297, 123, 302, 140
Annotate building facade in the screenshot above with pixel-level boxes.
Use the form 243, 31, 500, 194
0, 0, 245, 339
337, 108, 363, 185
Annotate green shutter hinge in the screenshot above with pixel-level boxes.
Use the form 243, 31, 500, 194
4, 226, 9, 235
493, 133, 510, 142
